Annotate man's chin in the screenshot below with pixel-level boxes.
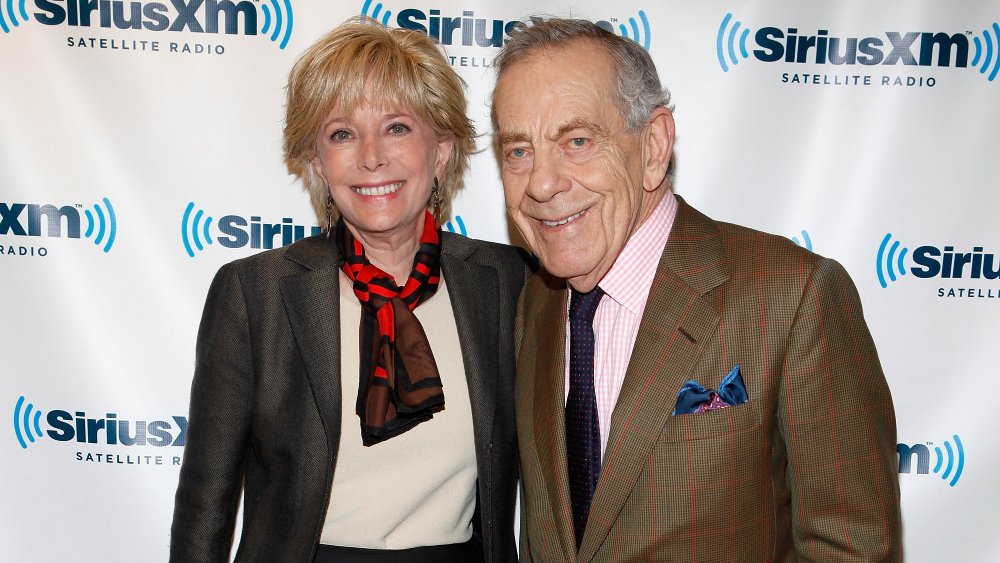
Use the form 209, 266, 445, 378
536, 256, 603, 291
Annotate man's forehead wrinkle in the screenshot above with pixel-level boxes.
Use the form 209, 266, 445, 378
493, 43, 620, 147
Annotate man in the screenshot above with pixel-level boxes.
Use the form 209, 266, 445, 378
492, 18, 901, 562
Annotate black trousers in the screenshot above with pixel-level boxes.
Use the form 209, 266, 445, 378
314, 538, 483, 563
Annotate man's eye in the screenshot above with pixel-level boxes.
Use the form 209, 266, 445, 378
508, 148, 528, 159
569, 138, 587, 148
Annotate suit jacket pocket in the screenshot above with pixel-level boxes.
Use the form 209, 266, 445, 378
659, 400, 761, 442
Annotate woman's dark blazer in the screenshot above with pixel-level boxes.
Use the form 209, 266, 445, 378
170, 232, 528, 563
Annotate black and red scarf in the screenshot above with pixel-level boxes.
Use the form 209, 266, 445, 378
335, 210, 445, 446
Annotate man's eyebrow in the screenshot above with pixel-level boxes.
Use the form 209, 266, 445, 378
554, 118, 605, 139
496, 131, 530, 146
496, 119, 607, 146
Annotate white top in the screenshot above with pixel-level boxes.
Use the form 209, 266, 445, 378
320, 271, 477, 549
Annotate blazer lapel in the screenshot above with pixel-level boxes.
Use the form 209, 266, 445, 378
439, 233, 500, 465
529, 280, 580, 560
579, 197, 730, 561
280, 237, 343, 453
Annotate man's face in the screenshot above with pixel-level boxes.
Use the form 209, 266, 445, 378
494, 41, 668, 291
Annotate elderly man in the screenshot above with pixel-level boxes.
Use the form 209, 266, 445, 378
492, 18, 901, 562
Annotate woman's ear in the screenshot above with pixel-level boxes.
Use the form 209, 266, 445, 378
435, 135, 456, 177
311, 154, 327, 183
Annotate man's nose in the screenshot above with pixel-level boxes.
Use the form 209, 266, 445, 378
525, 149, 568, 202
360, 136, 387, 171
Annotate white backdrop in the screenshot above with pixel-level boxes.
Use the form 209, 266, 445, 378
2, 1, 997, 561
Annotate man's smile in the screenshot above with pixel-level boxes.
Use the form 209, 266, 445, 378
539, 207, 590, 228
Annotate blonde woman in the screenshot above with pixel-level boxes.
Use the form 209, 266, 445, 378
170, 21, 527, 563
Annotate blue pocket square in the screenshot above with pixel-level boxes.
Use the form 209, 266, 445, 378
672, 365, 748, 415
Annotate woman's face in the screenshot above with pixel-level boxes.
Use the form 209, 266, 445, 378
312, 100, 453, 240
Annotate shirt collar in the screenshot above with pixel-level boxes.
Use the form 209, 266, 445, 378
596, 190, 678, 315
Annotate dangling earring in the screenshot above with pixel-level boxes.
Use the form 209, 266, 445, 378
430, 177, 442, 224
325, 194, 335, 239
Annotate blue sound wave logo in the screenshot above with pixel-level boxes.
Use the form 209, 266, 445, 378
0, 0, 28, 34
970, 22, 1000, 82
716, 12, 751, 72
83, 197, 117, 253
360, 0, 392, 26
932, 434, 965, 487
13, 395, 44, 449
180, 201, 322, 257
876, 233, 909, 288
181, 201, 214, 258
614, 10, 651, 51
897, 434, 965, 487
790, 229, 813, 252
260, 0, 294, 50
444, 215, 467, 236
593, 11, 652, 51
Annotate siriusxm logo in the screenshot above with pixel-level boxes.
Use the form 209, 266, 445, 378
717, 13, 1000, 82
0, 197, 117, 253
876, 233, 1000, 291
1, 0, 294, 49
360, 1, 651, 50
897, 434, 965, 487
13, 395, 186, 449
181, 201, 321, 257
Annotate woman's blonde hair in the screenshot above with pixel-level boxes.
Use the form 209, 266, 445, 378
284, 19, 476, 227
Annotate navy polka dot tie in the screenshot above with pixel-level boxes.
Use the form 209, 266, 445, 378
566, 286, 604, 549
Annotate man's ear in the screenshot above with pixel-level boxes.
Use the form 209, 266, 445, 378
641, 107, 675, 192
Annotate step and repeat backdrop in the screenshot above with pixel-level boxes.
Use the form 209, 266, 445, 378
2, 1, 997, 561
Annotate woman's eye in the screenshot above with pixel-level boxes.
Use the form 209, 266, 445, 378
331, 130, 351, 141
389, 123, 410, 135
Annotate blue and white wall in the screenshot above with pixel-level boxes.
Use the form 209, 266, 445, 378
2, 1, 997, 561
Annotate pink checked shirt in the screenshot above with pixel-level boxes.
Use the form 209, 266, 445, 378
565, 191, 678, 456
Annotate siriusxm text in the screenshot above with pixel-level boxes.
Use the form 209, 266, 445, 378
1, 203, 81, 238
216, 215, 322, 250
897, 443, 931, 473
755, 28, 969, 67
393, 10, 620, 48
394, 9, 521, 47
46, 410, 187, 447
911, 245, 1000, 279
33, 0, 257, 34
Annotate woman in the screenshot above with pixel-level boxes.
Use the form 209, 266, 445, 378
170, 21, 527, 563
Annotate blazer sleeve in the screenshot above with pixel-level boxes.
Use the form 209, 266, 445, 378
170, 263, 255, 563
779, 258, 902, 561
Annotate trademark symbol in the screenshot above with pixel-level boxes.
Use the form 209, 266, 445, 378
75, 204, 82, 209
610, 18, 618, 23
926, 441, 934, 446
967, 31, 973, 35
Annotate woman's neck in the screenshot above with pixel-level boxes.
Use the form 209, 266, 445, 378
348, 216, 425, 284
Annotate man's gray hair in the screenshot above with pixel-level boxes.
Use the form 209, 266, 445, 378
491, 17, 674, 133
